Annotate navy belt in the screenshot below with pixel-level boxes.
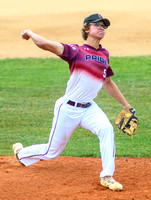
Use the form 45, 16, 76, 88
67, 100, 91, 108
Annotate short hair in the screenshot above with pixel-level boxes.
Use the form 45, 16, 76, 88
81, 23, 90, 40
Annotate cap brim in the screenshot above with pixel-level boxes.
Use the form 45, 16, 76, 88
93, 18, 110, 27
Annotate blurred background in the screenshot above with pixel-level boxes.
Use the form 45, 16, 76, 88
0, 0, 151, 58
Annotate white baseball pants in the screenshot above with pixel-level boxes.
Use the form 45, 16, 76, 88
18, 97, 115, 177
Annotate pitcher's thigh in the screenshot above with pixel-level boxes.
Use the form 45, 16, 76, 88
47, 104, 81, 157
80, 103, 112, 135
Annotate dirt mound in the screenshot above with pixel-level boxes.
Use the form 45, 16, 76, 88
0, 156, 150, 200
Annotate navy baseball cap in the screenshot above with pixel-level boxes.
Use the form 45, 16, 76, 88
84, 13, 110, 27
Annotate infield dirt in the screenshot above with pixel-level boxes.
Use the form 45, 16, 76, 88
0, 0, 151, 199
1, 156, 151, 200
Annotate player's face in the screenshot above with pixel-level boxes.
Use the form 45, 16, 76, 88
88, 21, 107, 40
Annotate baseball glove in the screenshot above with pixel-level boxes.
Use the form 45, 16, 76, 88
114, 108, 138, 136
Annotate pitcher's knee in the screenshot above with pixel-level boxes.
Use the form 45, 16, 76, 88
44, 147, 63, 160
97, 123, 114, 138
105, 123, 114, 133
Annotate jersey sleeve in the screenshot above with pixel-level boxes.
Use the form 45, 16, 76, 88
106, 66, 114, 77
59, 43, 79, 63
106, 52, 114, 77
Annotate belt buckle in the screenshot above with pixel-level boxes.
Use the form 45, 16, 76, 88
77, 102, 91, 108
82, 103, 87, 108
77, 103, 82, 107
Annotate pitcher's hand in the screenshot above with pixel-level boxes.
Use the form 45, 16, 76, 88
21, 30, 32, 40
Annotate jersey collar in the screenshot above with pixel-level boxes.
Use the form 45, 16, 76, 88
83, 44, 102, 51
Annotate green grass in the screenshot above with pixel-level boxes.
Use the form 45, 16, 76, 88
0, 56, 151, 157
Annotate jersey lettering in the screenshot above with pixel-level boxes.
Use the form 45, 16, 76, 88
85, 54, 107, 66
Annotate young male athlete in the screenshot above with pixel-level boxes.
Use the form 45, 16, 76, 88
13, 13, 131, 191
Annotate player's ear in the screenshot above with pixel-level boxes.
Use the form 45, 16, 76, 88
83, 23, 90, 33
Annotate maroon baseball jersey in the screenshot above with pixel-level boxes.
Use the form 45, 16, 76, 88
59, 43, 114, 102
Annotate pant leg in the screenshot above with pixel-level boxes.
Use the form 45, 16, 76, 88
18, 98, 82, 166
80, 101, 115, 177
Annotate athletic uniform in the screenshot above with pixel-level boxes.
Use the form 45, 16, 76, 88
18, 43, 115, 178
